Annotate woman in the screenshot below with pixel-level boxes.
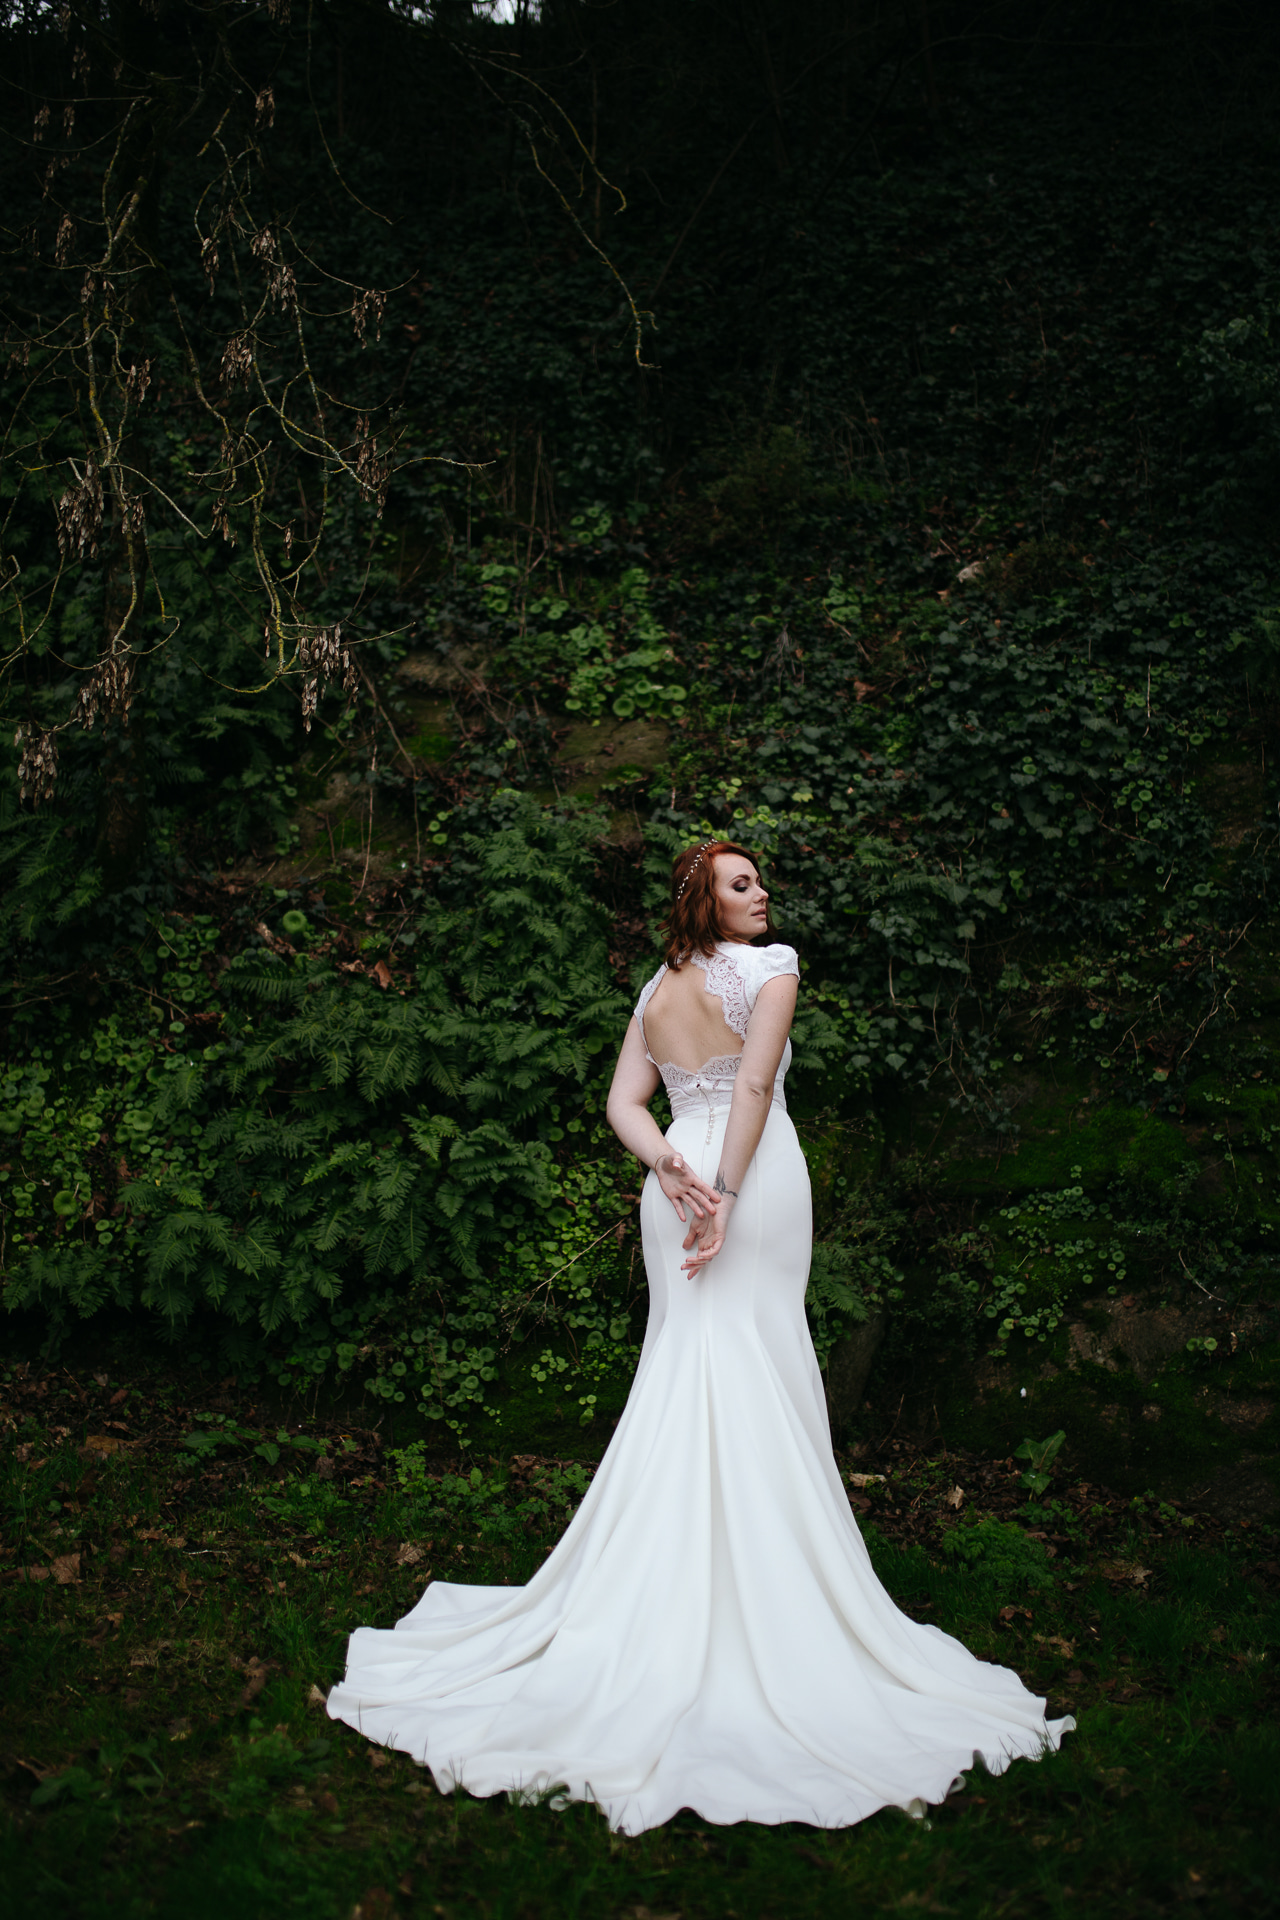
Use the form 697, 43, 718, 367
327, 840, 1072, 1833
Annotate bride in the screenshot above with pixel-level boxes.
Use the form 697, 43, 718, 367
326, 838, 1073, 1832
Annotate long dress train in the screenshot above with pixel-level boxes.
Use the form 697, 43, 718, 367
326, 941, 1073, 1833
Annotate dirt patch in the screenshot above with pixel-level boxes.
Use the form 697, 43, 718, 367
1194, 756, 1266, 851
556, 716, 671, 797
1178, 1456, 1279, 1522
1066, 1298, 1265, 1379
1208, 1394, 1275, 1435
394, 645, 482, 692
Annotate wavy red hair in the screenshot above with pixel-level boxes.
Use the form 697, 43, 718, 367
662, 840, 776, 968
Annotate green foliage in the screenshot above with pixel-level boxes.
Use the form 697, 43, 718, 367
1, 798, 630, 1405
940, 1517, 1055, 1589
1013, 1430, 1068, 1498
1181, 306, 1280, 513
389, 1445, 593, 1549
469, 555, 689, 724
805, 1222, 905, 1368
989, 1187, 1130, 1347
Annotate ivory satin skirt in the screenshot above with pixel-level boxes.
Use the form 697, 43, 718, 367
326, 1104, 1073, 1833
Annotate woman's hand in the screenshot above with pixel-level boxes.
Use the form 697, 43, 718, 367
681, 1193, 735, 1275
654, 1151, 719, 1230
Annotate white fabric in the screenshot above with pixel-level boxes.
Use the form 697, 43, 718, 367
633, 941, 799, 1118
327, 968, 1073, 1833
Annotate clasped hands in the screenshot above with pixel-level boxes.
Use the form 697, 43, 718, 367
654, 1151, 735, 1276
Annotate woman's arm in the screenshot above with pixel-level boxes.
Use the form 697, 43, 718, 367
681, 971, 798, 1273
605, 1018, 721, 1226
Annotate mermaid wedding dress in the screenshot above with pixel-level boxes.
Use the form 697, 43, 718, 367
327, 940, 1072, 1833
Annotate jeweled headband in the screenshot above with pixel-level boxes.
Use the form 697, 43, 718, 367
675, 840, 717, 904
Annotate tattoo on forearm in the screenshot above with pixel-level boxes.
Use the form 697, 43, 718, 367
713, 1172, 739, 1198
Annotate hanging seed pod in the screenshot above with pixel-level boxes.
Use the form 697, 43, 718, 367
14, 724, 60, 805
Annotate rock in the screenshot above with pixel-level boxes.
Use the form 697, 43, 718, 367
825, 1313, 888, 1438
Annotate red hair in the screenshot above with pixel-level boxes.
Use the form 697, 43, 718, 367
662, 840, 776, 968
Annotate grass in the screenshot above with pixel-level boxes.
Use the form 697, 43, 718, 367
2, 1360, 1278, 1919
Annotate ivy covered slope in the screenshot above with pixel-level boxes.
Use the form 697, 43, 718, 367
1, 52, 1278, 1507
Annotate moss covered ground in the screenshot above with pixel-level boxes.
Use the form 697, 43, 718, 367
3, 1360, 1278, 1920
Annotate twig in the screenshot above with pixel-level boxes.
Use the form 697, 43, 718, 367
516, 1210, 636, 1307
356, 747, 377, 899
302, 806, 339, 868
356, 659, 417, 778
1178, 1250, 1228, 1306
875, 1394, 906, 1452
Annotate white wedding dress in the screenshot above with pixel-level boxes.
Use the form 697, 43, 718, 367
327, 940, 1073, 1833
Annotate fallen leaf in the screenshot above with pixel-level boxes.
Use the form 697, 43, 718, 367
368, 1749, 389, 1770
1097, 1559, 1151, 1586
83, 1434, 133, 1456
350, 1890, 395, 1920
395, 1542, 424, 1567
316, 1789, 340, 1816
307, 1683, 329, 1710
288, 1551, 308, 1569
109, 1388, 129, 1406
846, 1472, 886, 1489
1034, 1635, 1075, 1659
50, 1552, 81, 1585
945, 1486, 965, 1509
16, 1564, 50, 1584
371, 960, 393, 991
237, 1656, 272, 1707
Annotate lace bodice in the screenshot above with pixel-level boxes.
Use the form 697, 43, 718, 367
633, 941, 800, 1118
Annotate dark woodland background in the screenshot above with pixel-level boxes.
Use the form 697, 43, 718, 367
2, 5, 1280, 1912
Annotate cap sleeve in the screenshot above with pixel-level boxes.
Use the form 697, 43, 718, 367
741, 942, 799, 1019
755, 942, 800, 983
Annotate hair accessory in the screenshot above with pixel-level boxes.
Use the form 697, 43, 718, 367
675, 840, 717, 904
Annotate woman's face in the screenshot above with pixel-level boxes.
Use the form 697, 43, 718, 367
712, 853, 769, 943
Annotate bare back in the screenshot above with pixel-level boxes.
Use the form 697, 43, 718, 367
641, 959, 744, 1072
